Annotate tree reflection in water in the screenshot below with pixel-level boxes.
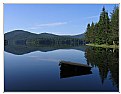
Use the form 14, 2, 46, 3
85, 47, 119, 89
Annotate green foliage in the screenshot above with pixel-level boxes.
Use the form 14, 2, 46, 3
110, 6, 119, 45
85, 23, 91, 42
85, 6, 119, 45
98, 7, 110, 44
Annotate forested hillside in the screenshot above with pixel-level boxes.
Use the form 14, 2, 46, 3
4, 30, 85, 46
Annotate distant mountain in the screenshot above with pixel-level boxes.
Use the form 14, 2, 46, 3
4, 30, 86, 46
4, 30, 61, 40
4, 30, 37, 40
4, 30, 85, 40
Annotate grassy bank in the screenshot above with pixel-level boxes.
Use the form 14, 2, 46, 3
86, 44, 119, 49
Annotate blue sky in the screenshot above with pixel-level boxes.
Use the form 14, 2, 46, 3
4, 4, 118, 35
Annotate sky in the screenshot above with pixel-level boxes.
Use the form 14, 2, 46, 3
4, 4, 118, 35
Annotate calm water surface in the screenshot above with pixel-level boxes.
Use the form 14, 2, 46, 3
4, 45, 119, 92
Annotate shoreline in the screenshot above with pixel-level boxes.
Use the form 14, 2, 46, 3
86, 44, 119, 49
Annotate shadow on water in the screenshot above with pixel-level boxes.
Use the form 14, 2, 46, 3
85, 47, 119, 89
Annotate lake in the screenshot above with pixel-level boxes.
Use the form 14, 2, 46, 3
4, 45, 119, 92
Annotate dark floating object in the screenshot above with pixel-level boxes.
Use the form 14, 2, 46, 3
59, 61, 92, 70
59, 61, 92, 78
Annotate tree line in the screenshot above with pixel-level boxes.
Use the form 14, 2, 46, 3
85, 6, 119, 45
26, 37, 85, 46
11, 36, 86, 46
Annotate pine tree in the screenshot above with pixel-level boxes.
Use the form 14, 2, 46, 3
85, 23, 91, 43
90, 22, 95, 43
94, 23, 99, 44
110, 6, 119, 45
98, 6, 110, 44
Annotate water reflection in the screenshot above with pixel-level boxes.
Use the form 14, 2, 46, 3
4, 43, 119, 91
4, 44, 87, 55
85, 47, 119, 89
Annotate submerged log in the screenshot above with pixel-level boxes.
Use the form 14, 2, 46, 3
59, 61, 92, 78
59, 61, 92, 70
